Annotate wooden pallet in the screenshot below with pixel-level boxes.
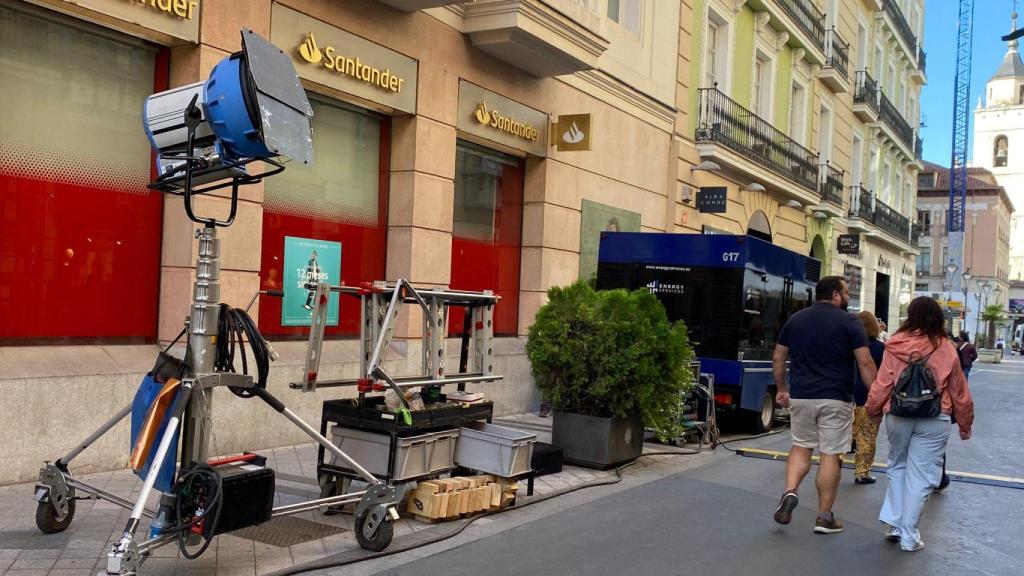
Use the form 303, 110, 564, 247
407, 475, 518, 522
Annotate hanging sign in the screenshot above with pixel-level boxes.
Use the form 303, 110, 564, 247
697, 187, 728, 213
282, 237, 341, 327
553, 113, 592, 151
837, 234, 861, 255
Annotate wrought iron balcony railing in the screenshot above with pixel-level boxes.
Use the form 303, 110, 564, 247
773, 0, 825, 52
917, 46, 926, 74
911, 223, 921, 246
696, 87, 819, 192
879, 90, 915, 151
874, 196, 911, 239
819, 163, 844, 207
854, 70, 879, 115
850, 185, 874, 221
883, 0, 917, 56
915, 132, 923, 160
823, 28, 850, 80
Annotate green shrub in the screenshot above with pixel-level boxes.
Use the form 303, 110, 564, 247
526, 280, 696, 440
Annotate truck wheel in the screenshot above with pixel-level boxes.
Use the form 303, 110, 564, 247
746, 391, 775, 434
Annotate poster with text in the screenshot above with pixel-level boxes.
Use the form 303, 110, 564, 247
282, 236, 341, 327
578, 200, 641, 282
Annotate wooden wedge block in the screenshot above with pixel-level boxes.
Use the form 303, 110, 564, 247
490, 482, 502, 508
418, 480, 443, 494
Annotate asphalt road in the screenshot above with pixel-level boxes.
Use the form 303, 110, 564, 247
363, 357, 1024, 576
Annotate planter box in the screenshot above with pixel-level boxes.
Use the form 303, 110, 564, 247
978, 348, 1004, 364
551, 411, 643, 470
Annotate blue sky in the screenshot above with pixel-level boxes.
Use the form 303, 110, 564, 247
920, 1, 1021, 165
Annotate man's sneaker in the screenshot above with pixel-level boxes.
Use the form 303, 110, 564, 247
902, 540, 925, 552
936, 473, 950, 491
773, 492, 799, 525
813, 514, 844, 534
854, 475, 877, 485
885, 525, 901, 542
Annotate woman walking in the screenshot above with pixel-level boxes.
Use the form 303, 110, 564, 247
852, 311, 885, 484
866, 297, 974, 552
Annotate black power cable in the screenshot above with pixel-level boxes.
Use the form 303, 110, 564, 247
215, 304, 270, 398
170, 464, 224, 559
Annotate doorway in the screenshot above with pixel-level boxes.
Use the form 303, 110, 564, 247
875, 272, 891, 326
747, 210, 772, 243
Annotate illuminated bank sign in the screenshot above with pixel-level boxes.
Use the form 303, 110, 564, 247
54, 0, 202, 42
458, 80, 548, 157
271, 4, 418, 113
473, 101, 540, 143
296, 32, 406, 95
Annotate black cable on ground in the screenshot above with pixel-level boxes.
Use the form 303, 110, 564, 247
716, 425, 791, 453
267, 448, 702, 576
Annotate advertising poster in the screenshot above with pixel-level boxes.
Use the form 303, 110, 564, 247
282, 236, 341, 326
579, 200, 641, 282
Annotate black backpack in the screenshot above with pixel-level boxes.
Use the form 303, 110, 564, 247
890, 348, 942, 418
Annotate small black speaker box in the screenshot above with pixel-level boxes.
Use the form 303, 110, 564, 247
531, 442, 563, 477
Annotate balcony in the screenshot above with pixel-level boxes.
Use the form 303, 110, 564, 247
912, 47, 927, 84
746, 0, 826, 63
848, 185, 876, 231
772, 0, 825, 52
376, 0, 465, 10
695, 87, 819, 200
817, 163, 845, 213
911, 223, 922, 246
915, 132, 923, 159
817, 28, 851, 93
878, 89, 915, 155
874, 196, 911, 240
462, 0, 609, 77
853, 71, 879, 123
882, 0, 918, 62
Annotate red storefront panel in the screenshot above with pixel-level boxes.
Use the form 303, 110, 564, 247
449, 144, 523, 336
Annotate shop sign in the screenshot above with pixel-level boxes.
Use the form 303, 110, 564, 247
282, 236, 341, 327
53, 0, 201, 42
457, 80, 548, 157
553, 113, 592, 151
837, 234, 860, 255
696, 187, 727, 213
271, 3, 418, 113
878, 254, 892, 271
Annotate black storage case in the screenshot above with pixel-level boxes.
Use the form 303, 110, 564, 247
530, 442, 563, 477
209, 462, 275, 536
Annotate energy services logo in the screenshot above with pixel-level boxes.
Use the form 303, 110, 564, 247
472, 100, 538, 142
298, 32, 323, 64
295, 32, 405, 94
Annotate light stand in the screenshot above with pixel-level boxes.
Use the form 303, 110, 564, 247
961, 270, 973, 338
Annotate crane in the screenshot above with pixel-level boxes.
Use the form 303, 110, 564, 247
947, 0, 974, 300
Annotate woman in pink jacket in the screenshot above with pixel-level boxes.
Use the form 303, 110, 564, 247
867, 296, 974, 552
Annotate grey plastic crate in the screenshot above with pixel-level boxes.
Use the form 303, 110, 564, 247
454, 422, 536, 477
328, 426, 459, 482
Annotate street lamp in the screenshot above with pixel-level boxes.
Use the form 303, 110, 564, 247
976, 281, 993, 346
944, 262, 959, 303
961, 271, 973, 339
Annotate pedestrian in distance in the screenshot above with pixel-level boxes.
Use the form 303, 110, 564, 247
853, 311, 886, 485
866, 296, 974, 552
957, 331, 978, 380
771, 276, 879, 534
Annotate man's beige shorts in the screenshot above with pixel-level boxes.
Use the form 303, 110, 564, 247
788, 399, 854, 455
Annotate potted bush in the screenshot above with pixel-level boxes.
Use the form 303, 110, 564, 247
527, 281, 695, 469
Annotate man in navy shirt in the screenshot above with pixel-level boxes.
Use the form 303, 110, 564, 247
771, 276, 878, 534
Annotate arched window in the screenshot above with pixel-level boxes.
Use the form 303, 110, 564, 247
994, 135, 1009, 167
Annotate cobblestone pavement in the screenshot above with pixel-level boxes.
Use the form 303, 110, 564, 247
0, 413, 721, 576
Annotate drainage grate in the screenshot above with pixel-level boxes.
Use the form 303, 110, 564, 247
233, 516, 348, 547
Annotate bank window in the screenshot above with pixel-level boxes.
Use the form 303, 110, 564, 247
450, 141, 524, 336
259, 99, 389, 337
0, 4, 164, 342
607, 0, 642, 36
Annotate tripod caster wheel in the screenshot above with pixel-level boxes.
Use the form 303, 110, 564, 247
35, 498, 75, 534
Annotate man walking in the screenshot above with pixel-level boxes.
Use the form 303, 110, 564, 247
771, 276, 879, 534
